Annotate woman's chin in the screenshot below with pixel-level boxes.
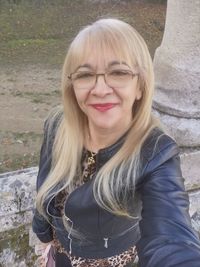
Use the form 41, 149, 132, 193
89, 117, 123, 132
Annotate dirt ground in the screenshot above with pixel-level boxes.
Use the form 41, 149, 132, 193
0, 1, 166, 173
0, 65, 61, 172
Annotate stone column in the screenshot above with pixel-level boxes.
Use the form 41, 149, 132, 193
153, 0, 200, 192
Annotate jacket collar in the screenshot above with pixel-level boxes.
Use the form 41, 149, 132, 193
85, 131, 128, 169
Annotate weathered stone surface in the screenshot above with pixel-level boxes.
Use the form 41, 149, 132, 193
153, 0, 200, 119
153, 0, 200, 188
189, 191, 200, 239
0, 167, 38, 232
153, 0, 200, 156
0, 224, 37, 267
0, 168, 38, 266
181, 152, 200, 191
153, 110, 200, 147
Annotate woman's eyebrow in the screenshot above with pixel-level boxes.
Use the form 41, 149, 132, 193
75, 61, 129, 72
75, 64, 93, 71
107, 61, 129, 67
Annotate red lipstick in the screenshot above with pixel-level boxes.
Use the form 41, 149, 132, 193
90, 103, 116, 112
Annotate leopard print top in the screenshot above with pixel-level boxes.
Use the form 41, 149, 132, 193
52, 150, 138, 266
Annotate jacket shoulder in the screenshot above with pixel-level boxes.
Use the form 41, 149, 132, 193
36, 106, 63, 190
140, 127, 180, 176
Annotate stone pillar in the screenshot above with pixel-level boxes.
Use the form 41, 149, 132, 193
153, 0, 200, 191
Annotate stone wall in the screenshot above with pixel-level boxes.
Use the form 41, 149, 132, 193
0, 162, 200, 266
0, 168, 37, 267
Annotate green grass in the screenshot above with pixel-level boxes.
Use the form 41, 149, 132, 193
0, 0, 166, 66
0, 37, 67, 65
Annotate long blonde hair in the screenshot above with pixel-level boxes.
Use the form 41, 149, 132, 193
36, 18, 160, 228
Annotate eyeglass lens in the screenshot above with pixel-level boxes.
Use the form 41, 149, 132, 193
71, 69, 135, 90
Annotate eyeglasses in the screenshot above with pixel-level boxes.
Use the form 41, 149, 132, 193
68, 69, 138, 90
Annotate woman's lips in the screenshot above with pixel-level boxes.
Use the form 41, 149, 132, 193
90, 103, 117, 112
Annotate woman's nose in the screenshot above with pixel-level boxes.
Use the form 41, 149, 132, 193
90, 75, 113, 96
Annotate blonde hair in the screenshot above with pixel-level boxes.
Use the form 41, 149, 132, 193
36, 18, 160, 235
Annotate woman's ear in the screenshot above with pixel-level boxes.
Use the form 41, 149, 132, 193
136, 88, 142, 100
135, 75, 143, 100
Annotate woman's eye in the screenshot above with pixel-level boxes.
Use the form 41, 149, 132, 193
109, 70, 130, 76
74, 72, 94, 80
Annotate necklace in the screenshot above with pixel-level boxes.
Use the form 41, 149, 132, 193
87, 151, 96, 165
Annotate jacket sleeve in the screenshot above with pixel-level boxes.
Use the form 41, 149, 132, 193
136, 141, 200, 267
32, 119, 54, 243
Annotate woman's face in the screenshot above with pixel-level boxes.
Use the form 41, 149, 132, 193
72, 50, 142, 133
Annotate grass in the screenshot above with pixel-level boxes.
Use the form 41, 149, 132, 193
12, 131, 43, 143
0, 130, 43, 146
0, 0, 166, 67
0, 37, 66, 65
10, 90, 60, 104
0, 131, 43, 172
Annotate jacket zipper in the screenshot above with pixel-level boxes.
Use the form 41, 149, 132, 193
102, 221, 139, 249
103, 237, 108, 248
66, 216, 73, 255
65, 219, 138, 253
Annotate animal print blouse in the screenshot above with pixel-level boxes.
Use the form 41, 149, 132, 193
52, 150, 137, 267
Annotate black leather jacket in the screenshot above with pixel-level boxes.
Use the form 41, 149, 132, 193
32, 119, 200, 266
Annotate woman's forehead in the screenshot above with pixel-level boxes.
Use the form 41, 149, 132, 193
72, 46, 133, 71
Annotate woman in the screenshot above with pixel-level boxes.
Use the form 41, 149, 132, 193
32, 18, 200, 267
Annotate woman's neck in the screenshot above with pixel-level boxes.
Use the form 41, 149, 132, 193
86, 124, 131, 153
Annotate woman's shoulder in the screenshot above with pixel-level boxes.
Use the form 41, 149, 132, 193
140, 127, 180, 172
